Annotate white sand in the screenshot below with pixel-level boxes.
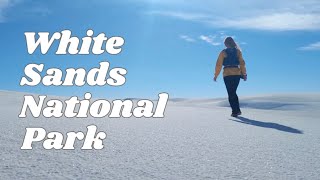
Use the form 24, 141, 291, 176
1, 91, 320, 179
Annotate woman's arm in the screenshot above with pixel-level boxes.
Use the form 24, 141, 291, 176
238, 50, 247, 76
214, 51, 224, 81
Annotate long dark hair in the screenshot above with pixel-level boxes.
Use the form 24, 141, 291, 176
224, 37, 240, 50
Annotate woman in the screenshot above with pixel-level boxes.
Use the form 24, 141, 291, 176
214, 37, 247, 117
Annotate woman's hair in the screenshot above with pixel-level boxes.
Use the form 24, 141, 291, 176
224, 36, 240, 50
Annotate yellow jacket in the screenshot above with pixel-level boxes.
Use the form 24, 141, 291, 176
214, 49, 247, 77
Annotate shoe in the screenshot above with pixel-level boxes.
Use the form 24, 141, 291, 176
231, 113, 238, 117
237, 111, 242, 116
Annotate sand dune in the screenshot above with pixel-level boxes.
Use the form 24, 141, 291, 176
1, 90, 320, 179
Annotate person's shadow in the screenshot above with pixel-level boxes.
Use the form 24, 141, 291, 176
230, 116, 303, 134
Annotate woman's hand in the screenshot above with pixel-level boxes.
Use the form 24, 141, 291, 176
243, 74, 247, 81
213, 76, 218, 82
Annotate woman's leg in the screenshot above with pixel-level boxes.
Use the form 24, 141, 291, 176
223, 75, 241, 114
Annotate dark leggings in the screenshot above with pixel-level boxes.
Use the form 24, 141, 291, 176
223, 75, 241, 113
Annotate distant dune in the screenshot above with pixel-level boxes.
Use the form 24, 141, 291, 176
169, 93, 320, 111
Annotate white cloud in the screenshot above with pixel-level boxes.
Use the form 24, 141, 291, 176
208, 13, 320, 31
147, 11, 208, 21
0, 0, 10, 8
0, 0, 11, 22
179, 32, 246, 47
143, 0, 320, 31
297, 42, 320, 51
149, 11, 320, 31
179, 35, 195, 42
199, 35, 221, 46
0, 0, 51, 22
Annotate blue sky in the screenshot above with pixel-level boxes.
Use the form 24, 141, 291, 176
0, 0, 319, 98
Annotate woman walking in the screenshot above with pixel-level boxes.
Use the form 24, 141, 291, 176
214, 37, 247, 117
